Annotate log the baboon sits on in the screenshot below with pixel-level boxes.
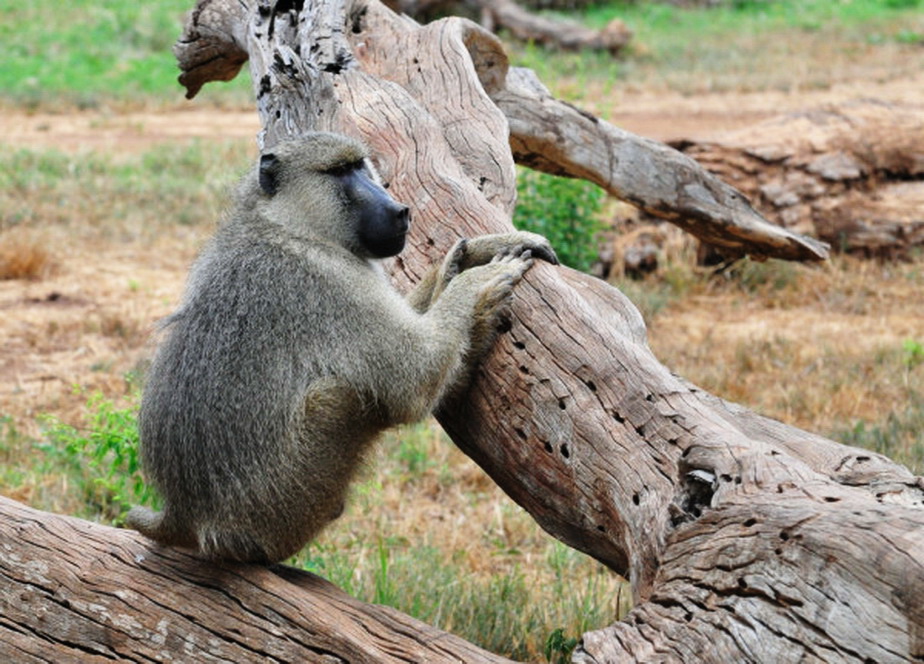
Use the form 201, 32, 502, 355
127, 132, 557, 564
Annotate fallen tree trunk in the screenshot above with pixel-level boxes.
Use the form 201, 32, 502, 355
3, 1, 921, 662
0, 496, 510, 663
672, 99, 924, 258
381, 0, 632, 54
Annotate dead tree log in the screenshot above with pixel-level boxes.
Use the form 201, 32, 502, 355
380, 0, 632, 54
0, 496, 510, 663
3, 1, 921, 662
672, 99, 924, 258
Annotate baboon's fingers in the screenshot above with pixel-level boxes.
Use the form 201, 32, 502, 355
529, 243, 558, 265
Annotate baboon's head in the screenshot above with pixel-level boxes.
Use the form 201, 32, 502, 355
256, 133, 411, 258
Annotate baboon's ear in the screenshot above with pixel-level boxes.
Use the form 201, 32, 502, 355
259, 153, 279, 196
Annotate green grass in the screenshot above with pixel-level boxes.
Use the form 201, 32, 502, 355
5, 0, 922, 109
834, 398, 924, 474
0, 0, 252, 108
512, 0, 924, 96
0, 142, 253, 237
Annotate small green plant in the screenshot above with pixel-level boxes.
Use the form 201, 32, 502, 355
903, 339, 924, 370
545, 627, 580, 664
39, 391, 154, 522
514, 168, 605, 273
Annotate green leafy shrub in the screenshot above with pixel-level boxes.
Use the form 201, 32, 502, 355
39, 392, 154, 522
514, 169, 605, 273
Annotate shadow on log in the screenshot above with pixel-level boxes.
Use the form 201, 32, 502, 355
2, 1, 922, 662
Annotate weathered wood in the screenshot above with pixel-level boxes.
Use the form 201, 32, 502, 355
673, 100, 924, 257
0, 496, 511, 663
6, 1, 922, 662
492, 66, 828, 262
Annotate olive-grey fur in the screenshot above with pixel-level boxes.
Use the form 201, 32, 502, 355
126, 132, 556, 563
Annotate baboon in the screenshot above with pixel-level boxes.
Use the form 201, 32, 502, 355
126, 132, 557, 564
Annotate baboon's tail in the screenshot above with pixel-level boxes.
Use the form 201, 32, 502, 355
126, 506, 197, 549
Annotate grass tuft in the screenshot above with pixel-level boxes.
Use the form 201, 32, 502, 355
0, 229, 54, 280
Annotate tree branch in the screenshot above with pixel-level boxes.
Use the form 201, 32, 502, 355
0, 496, 511, 663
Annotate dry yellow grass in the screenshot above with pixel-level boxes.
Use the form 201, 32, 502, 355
638, 253, 924, 470
0, 228, 55, 281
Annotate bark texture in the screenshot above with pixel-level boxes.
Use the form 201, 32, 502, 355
674, 99, 924, 258
5, 1, 922, 663
0, 496, 510, 663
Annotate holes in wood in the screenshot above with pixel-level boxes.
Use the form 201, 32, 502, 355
632, 492, 640, 506
351, 10, 365, 33
559, 444, 570, 459
519, 365, 529, 374
743, 518, 757, 527
584, 380, 597, 393
823, 496, 841, 503
514, 427, 527, 441
613, 412, 625, 424
274, 0, 304, 14
596, 524, 605, 533
558, 399, 566, 410
513, 341, 526, 351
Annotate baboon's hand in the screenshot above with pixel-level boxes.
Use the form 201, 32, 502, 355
475, 251, 536, 315
458, 231, 557, 271
493, 232, 558, 266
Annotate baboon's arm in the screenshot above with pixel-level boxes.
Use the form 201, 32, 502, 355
376, 257, 532, 423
